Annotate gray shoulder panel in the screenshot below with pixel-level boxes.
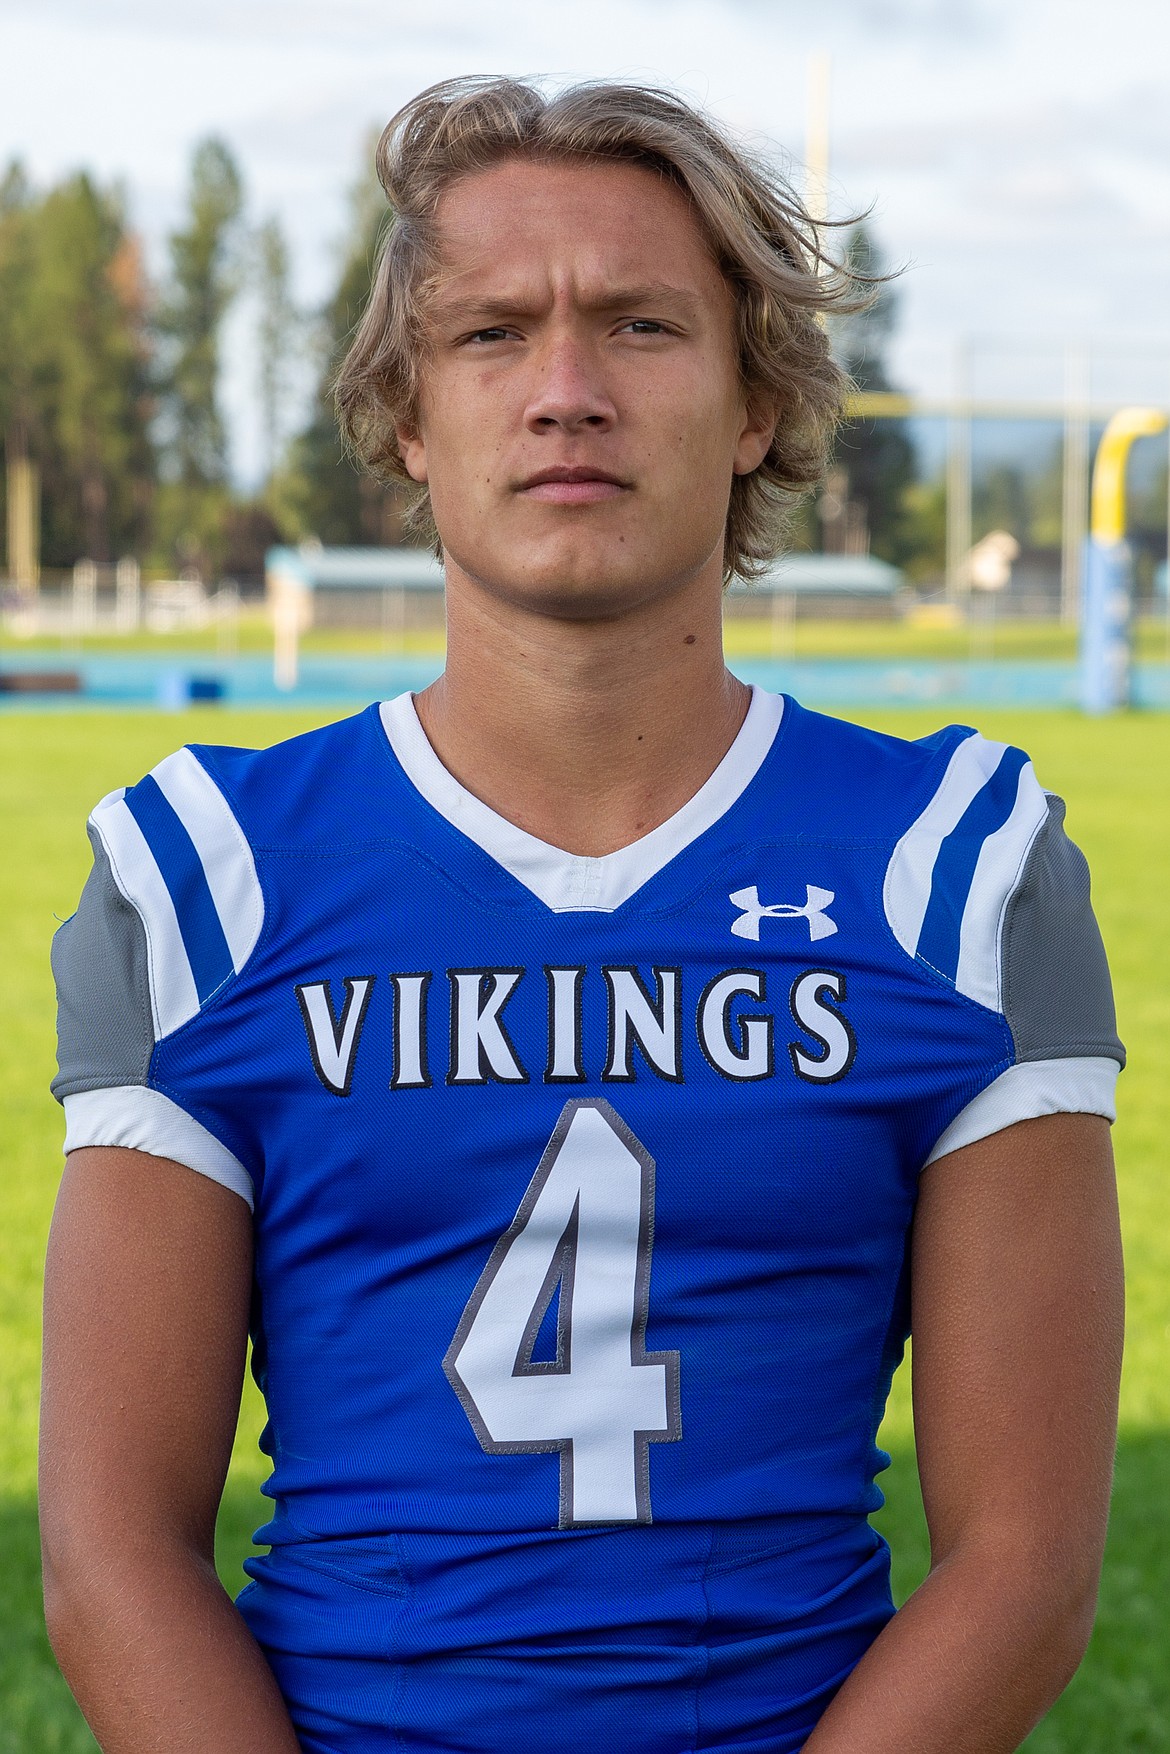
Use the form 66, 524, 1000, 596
51, 826, 155, 1100
1001, 796, 1125, 1067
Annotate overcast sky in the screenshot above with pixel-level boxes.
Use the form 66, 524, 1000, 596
3, 0, 1168, 483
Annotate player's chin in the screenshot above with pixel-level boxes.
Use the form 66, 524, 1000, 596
511, 548, 668, 621
479, 524, 658, 618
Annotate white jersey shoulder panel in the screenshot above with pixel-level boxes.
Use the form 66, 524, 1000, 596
87, 750, 264, 1040
883, 732, 1048, 1011
151, 748, 264, 975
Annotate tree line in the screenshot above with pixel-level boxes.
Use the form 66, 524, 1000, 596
0, 135, 411, 583
1, 135, 929, 585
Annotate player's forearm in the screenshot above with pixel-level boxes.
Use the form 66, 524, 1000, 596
43, 1538, 300, 1753
802, 1532, 1099, 1754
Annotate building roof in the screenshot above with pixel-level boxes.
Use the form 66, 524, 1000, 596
267, 546, 903, 597
727, 554, 903, 596
266, 546, 444, 591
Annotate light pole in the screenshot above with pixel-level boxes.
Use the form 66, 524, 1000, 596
1080, 406, 1169, 713
1060, 345, 1090, 628
805, 51, 830, 234
944, 341, 972, 607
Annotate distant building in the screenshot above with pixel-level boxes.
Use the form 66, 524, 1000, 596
266, 544, 444, 630
727, 553, 904, 616
266, 544, 905, 628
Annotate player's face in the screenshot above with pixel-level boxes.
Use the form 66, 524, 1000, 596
397, 157, 775, 621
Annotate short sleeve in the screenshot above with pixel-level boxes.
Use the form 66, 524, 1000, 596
1000, 794, 1123, 1065
881, 728, 1124, 1164
52, 824, 156, 1098
924, 786, 1123, 1165
50, 756, 261, 1209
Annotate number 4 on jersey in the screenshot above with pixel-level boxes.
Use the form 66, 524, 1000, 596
444, 1099, 682, 1527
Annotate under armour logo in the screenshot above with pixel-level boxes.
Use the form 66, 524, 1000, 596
729, 884, 838, 942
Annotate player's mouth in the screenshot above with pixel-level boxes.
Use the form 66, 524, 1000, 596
516, 466, 631, 505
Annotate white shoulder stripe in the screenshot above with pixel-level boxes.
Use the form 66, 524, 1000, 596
953, 765, 1048, 1008
89, 791, 200, 1038
150, 748, 264, 974
883, 733, 1006, 961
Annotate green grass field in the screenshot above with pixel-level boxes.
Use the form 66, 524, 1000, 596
2, 703, 1167, 1751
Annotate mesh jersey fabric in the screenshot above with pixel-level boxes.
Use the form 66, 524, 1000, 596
51, 689, 1123, 1753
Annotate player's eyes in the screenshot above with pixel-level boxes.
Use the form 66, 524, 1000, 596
462, 320, 670, 343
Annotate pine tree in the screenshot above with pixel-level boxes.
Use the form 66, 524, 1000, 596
1, 164, 153, 569
254, 215, 298, 484
828, 225, 917, 565
151, 139, 243, 576
34, 175, 154, 562
158, 138, 243, 489
278, 150, 411, 545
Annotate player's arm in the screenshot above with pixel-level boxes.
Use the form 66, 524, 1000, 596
40, 1145, 301, 1753
803, 1109, 1124, 1754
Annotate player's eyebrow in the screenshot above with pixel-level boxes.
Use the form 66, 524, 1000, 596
431, 281, 704, 328
577, 282, 703, 317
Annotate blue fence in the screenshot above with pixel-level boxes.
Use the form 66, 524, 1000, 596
2, 652, 1169, 711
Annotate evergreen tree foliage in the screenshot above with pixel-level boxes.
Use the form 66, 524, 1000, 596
254, 215, 298, 483
828, 225, 917, 565
157, 138, 243, 487
0, 164, 36, 458
152, 138, 243, 574
0, 163, 154, 567
278, 155, 410, 545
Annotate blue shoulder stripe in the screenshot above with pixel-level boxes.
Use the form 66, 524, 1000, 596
914, 744, 1030, 983
123, 774, 236, 1006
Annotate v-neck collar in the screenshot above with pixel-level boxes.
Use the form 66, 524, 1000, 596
380, 680, 782, 912
378, 686, 784, 914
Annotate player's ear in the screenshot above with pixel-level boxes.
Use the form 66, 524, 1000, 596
732, 395, 778, 477
396, 422, 428, 485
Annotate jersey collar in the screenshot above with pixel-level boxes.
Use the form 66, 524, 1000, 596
378, 686, 784, 914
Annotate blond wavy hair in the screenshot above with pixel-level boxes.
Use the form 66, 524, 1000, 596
335, 76, 863, 580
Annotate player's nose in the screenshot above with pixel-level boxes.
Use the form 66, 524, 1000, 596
523, 332, 616, 434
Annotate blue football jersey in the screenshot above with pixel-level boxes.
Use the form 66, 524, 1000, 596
52, 689, 1123, 1753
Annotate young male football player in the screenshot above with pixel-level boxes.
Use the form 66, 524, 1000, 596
42, 77, 1124, 1754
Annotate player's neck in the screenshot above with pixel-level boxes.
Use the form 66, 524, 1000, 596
414, 558, 750, 860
